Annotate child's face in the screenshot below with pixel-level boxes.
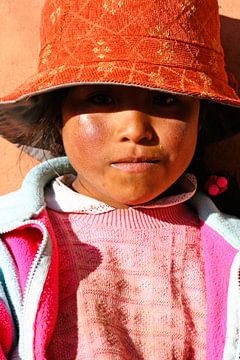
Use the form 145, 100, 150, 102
61, 85, 200, 208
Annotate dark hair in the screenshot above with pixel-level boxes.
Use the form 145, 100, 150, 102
0, 88, 68, 157
0, 89, 239, 215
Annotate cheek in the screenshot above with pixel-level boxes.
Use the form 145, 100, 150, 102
77, 115, 103, 147
162, 100, 199, 158
63, 114, 108, 155
161, 121, 198, 161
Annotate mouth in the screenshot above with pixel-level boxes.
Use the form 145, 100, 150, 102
111, 157, 160, 173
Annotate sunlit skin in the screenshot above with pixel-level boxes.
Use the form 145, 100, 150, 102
61, 85, 200, 209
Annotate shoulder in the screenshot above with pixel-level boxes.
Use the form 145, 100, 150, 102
0, 157, 74, 232
190, 191, 240, 249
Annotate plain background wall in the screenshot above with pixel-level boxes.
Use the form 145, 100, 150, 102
0, 0, 239, 194
0, 0, 43, 96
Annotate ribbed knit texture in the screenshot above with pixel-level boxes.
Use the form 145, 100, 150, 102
46, 204, 206, 360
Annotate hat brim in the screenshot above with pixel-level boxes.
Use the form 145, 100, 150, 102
0, 61, 240, 107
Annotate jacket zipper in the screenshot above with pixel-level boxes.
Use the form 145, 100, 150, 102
1, 219, 50, 360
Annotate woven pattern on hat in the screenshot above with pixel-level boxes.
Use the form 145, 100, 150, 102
0, 0, 239, 106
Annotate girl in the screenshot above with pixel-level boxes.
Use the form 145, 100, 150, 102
0, 0, 239, 359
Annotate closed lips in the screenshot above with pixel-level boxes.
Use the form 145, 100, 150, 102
112, 157, 160, 163
110, 158, 161, 173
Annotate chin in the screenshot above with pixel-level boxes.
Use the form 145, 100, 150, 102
120, 193, 160, 206
123, 186, 166, 205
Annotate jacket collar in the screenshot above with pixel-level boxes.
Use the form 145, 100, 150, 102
0, 157, 74, 232
190, 192, 240, 250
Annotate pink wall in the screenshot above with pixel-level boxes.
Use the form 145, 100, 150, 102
219, 0, 240, 17
0, 0, 44, 96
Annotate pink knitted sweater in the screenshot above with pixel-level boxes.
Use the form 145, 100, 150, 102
46, 203, 206, 359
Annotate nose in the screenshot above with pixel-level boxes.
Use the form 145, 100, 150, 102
118, 110, 154, 144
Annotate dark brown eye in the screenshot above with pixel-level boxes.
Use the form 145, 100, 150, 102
88, 93, 114, 105
152, 92, 178, 106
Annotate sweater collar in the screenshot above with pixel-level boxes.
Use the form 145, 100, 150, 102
45, 173, 197, 214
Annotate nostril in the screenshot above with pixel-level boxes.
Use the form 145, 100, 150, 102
122, 137, 130, 142
121, 133, 152, 143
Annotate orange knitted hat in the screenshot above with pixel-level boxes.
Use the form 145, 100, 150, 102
0, 0, 239, 106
